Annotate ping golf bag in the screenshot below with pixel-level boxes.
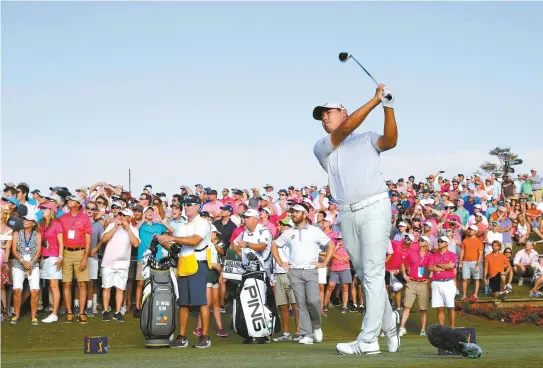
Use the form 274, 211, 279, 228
232, 253, 280, 343
427, 324, 483, 359
140, 238, 180, 347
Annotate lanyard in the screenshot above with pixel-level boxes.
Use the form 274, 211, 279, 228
69, 212, 80, 229
24, 231, 33, 250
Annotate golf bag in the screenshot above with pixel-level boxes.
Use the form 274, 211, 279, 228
427, 324, 483, 359
232, 253, 280, 343
140, 238, 180, 347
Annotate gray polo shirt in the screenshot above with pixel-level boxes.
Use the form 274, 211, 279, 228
91, 220, 105, 259
314, 132, 387, 205
274, 224, 332, 269
531, 174, 542, 190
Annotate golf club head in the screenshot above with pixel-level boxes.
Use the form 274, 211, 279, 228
338, 52, 350, 62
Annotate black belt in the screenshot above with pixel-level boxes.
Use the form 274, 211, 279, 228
64, 247, 85, 252
197, 261, 208, 264
42, 256, 50, 259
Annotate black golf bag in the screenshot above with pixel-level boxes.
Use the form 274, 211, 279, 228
427, 324, 483, 359
232, 253, 280, 343
140, 238, 180, 347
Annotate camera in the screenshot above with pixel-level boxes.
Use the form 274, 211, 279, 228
42, 240, 49, 250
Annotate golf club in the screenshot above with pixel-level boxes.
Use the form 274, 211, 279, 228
339, 52, 392, 100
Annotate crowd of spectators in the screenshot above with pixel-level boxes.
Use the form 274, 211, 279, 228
1, 170, 542, 338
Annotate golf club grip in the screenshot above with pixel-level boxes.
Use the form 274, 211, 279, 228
385, 94, 392, 100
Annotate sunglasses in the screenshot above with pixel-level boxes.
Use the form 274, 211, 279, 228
86, 207, 97, 211
139, 198, 147, 201
111, 205, 120, 210
504, 251, 512, 254
97, 201, 106, 205
185, 203, 199, 208
280, 194, 287, 197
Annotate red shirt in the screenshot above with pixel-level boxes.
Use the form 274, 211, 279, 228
405, 250, 431, 281
220, 196, 234, 207
428, 251, 457, 280
230, 225, 245, 243
59, 211, 92, 248
40, 221, 63, 257
386, 240, 413, 271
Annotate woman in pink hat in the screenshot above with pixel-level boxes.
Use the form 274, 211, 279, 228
39, 203, 64, 323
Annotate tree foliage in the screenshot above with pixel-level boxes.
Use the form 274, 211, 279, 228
479, 147, 519, 176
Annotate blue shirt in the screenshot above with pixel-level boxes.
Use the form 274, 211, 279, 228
138, 222, 168, 261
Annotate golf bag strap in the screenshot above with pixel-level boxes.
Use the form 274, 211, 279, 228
195, 245, 208, 252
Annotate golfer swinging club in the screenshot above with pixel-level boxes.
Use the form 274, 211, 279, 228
313, 83, 399, 355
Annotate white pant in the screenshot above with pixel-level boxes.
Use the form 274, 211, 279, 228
431, 280, 456, 308
101, 268, 128, 290
12, 267, 40, 290
337, 198, 394, 343
318, 267, 328, 284
40, 257, 62, 280
88, 257, 99, 280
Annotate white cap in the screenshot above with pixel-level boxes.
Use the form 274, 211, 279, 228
67, 195, 83, 205
474, 204, 482, 209
324, 214, 334, 223
319, 189, 326, 194
303, 198, 313, 205
259, 207, 271, 215
438, 236, 449, 243
242, 209, 260, 219
398, 222, 408, 227
424, 221, 433, 227
405, 233, 415, 241
469, 225, 478, 231
260, 195, 271, 201
419, 235, 430, 243
312, 102, 346, 120
291, 204, 309, 214
23, 213, 38, 222
46, 194, 62, 204
120, 209, 134, 218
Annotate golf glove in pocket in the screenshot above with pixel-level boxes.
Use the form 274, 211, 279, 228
381, 87, 394, 108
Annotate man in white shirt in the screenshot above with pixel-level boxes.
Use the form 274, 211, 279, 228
484, 222, 503, 255
100, 209, 140, 323
513, 241, 539, 286
271, 203, 334, 345
312, 190, 330, 210
312, 84, 400, 355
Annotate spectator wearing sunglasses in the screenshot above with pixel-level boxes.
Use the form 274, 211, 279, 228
84, 201, 105, 316
16, 183, 36, 215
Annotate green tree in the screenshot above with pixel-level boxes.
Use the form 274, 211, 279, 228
479, 147, 518, 176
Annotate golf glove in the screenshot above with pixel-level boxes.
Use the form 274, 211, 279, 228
381, 87, 394, 108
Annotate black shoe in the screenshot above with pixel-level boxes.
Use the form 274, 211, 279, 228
133, 308, 141, 318
102, 311, 110, 322
349, 305, 358, 312
170, 335, 188, 348
193, 335, 211, 348
113, 312, 124, 323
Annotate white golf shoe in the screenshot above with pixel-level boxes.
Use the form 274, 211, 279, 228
298, 336, 314, 345
384, 309, 401, 352
313, 328, 323, 343
42, 314, 59, 323
336, 340, 380, 355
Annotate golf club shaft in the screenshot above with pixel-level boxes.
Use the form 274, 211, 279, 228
350, 55, 379, 86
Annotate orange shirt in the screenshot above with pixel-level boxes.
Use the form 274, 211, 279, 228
485, 252, 510, 278
461, 237, 483, 262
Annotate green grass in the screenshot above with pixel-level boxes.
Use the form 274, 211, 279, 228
2, 306, 541, 368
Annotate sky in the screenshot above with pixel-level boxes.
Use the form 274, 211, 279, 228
2, 1, 542, 197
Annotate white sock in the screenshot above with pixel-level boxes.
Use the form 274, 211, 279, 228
87, 300, 92, 308
93, 294, 98, 308
74, 300, 79, 308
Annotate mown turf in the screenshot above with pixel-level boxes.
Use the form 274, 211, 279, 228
2, 305, 541, 368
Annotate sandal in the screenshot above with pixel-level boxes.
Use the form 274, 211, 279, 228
10, 316, 18, 325
31, 317, 39, 325
65, 313, 74, 323
78, 313, 88, 324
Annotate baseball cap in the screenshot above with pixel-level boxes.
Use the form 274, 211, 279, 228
200, 211, 211, 218
319, 189, 326, 194
259, 207, 271, 215
469, 225, 478, 231
67, 196, 83, 204
39, 203, 58, 214
260, 195, 271, 202
279, 217, 294, 227
46, 194, 62, 204
30, 189, 42, 195
278, 189, 287, 195
242, 209, 259, 219
220, 205, 233, 213
419, 235, 430, 243
474, 204, 482, 209
291, 203, 309, 214
1, 197, 19, 207
312, 102, 346, 120
288, 186, 295, 190
438, 236, 449, 243
23, 213, 38, 222
75, 187, 87, 193
133, 204, 144, 212
263, 184, 273, 189
3, 182, 16, 190
424, 221, 433, 227
404, 233, 415, 241
183, 195, 202, 205
398, 222, 408, 227
120, 209, 134, 217
303, 198, 313, 206
233, 190, 243, 196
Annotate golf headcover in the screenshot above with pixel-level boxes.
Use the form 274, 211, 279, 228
381, 86, 394, 108
426, 324, 482, 359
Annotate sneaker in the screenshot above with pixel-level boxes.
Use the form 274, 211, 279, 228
42, 314, 59, 323
384, 309, 401, 353
505, 283, 513, 292
220, 305, 226, 314
216, 329, 229, 337
313, 328, 323, 343
273, 333, 292, 342
193, 335, 211, 348
9, 307, 14, 317
133, 308, 141, 318
170, 335, 188, 348
529, 291, 543, 297
112, 312, 123, 323
341, 307, 348, 314
120, 306, 127, 315
74, 306, 80, 316
85, 307, 94, 317
292, 333, 302, 341
518, 278, 524, 286
65, 313, 74, 323
38, 304, 43, 311
499, 292, 506, 300
298, 336, 314, 345
399, 327, 407, 337
456, 289, 460, 296
420, 330, 426, 336
323, 305, 328, 313
358, 306, 366, 314
336, 340, 380, 355
31, 317, 39, 325
78, 313, 88, 324
10, 316, 18, 325
193, 327, 202, 336
349, 305, 358, 312
102, 311, 110, 322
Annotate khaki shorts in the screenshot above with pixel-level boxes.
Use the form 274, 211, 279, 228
274, 273, 296, 306
403, 280, 429, 311
135, 262, 144, 281
62, 249, 89, 282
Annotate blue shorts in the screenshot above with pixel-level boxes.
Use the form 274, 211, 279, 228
177, 261, 209, 307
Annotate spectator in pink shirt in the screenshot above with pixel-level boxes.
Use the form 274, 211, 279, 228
258, 207, 277, 239
428, 236, 458, 328
202, 190, 222, 220
219, 188, 234, 207
323, 234, 352, 313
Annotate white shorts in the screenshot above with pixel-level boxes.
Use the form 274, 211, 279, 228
12, 267, 40, 290
318, 267, 328, 284
40, 257, 62, 280
431, 279, 456, 308
206, 283, 219, 289
101, 267, 128, 290
88, 257, 99, 280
